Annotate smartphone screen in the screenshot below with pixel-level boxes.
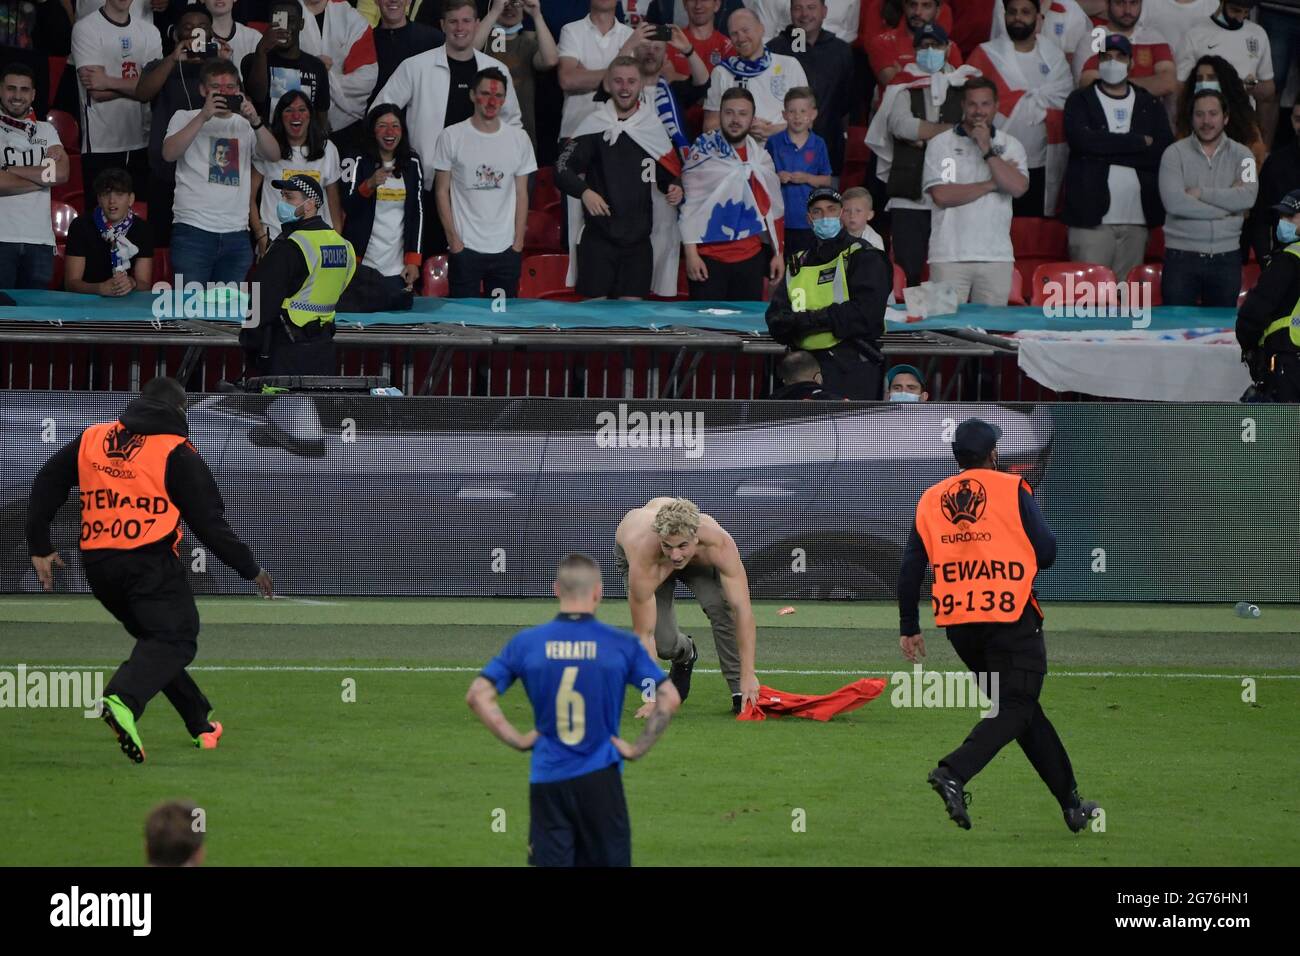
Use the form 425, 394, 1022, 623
651, 24, 673, 42
272, 10, 289, 30
222, 93, 243, 113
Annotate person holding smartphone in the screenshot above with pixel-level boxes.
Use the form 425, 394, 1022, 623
162, 58, 280, 285
241, 0, 331, 127
475, 0, 559, 152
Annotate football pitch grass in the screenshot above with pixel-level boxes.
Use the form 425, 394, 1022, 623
1, 596, 1297, 867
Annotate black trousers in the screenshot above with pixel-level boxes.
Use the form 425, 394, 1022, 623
889, 207, 931, 289
246, 321, 337, 376
688, 248, 767, 301
85, 550, 212, 737
529, 763, 631, 867
1261, 351, 1300, 402
811, 341, 884, 400
940, 605, 1077, 809
449, 248, 521, 298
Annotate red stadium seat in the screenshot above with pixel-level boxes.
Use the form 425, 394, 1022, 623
131, 201, 148, 220
248, 20, 268, 33
48, 58, 68, 101
1239, 261, 1261, 306
531, 166, 561, 212
1145, 226, 1164, 262
1125, 263, 1163, 306
519, 253, 575, 299
840, 126, 871, 189
523, 207, 563, 253
53, 180, 82, 212
51, 200, 76, 242
1010, 217, 1068, 260
421, 254, 448, 297
46, 110, 78, 150
1007, 267, 1026, 306
892, 263, 906, 301
1029, 261, 1118, 306
153, 247, 173, 287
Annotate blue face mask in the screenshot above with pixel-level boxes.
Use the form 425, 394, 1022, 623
1278, 220, 1298, 244
889, 390, 921, 402
497, 22, 523, 35
276, 200, 301, 224
1194, 80, 1222, 93
916, 47, 946, 74
811, 216, 842, 240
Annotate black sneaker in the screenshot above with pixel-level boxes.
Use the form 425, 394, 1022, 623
1064, 791, 1102, 833
928, 766, 972, 829
669, 638, 698, 702
732, 693, 743, 715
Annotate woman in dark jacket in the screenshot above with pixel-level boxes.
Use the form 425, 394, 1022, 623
343, 103, 424, 299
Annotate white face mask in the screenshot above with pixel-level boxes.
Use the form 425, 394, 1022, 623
889, 390, 921, 402
1098, 59, 1129, 86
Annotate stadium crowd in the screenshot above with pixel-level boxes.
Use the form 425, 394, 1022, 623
1, 0, 1299, 369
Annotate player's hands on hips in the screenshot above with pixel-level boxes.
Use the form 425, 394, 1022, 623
900, 633, 926, 663
515, 728, 540, 751
739, 674, 760, 714
30, 552, 65, 592
253, 569, 274, 599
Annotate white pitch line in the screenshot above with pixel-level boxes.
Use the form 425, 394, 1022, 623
2, 665, 1297, 679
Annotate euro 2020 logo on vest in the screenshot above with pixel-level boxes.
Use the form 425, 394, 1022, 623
103, 426, 146, 463
941, 478, 987, 526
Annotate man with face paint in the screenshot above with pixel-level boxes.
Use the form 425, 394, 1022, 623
1237, 187, 1300, 400
765, 187, 892, 399
900, 417, 1101, 833
243, 172, 357, 375
1061, 34, 1172, 284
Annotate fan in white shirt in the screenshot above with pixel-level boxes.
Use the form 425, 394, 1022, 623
252, 90, 343, 250
204, 0, 264, 80
71, 0, 162, 155
75, 0, 155, 24
703, 7, 808, 140
0, 63, 70, 277
556, 0, 639, 139
1176, 1, 1276, 143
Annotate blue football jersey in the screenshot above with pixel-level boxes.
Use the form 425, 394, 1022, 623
480, 613, 667, 784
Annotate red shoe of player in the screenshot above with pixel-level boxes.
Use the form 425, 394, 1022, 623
194, 721, 223, 750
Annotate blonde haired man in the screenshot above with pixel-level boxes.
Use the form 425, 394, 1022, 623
614, 497, 760, 715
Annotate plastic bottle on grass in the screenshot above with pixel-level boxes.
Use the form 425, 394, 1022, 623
1234, 602, 1261, 619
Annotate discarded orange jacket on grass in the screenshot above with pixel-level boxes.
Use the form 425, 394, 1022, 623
736, 678, 888, 721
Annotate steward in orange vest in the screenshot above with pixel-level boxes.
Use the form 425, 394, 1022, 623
25, 378, 272, 764
898, 417, 1100, 833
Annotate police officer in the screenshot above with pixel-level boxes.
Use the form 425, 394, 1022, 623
1237, 189, 1300, 402
898, 418, 1100, 832
25, 377, 274, 763
764, 188, 893, 400
242, 174, 358, 377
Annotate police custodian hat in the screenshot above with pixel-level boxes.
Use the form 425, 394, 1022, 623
271, 174, 325, 208
952, 418, 1002, 458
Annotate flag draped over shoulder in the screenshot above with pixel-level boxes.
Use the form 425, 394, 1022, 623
564, 97, 683, 294
736, 678, 888, 721
865, 64, 982, 183
678, 129, 783, 252
966, 38, 1072, 214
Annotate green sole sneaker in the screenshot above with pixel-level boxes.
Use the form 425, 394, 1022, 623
100, 694, 145, 764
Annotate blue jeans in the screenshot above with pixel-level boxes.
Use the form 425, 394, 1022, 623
169, 223, 253, 286
1260, 10, 1300, 104
0, 242, 54, 289
1161, 248, 1242, 307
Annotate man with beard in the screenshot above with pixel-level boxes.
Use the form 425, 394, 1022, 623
0, 61, 69, 288
1074, 0, 1176, 98
765, 188, 892, 398
869, 0, 963, 86
556, 56, 683, 299
967, 0, 1073, 216
681, 86, 785, 300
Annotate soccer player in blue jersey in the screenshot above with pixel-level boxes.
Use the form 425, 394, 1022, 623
466, 553, 682, 867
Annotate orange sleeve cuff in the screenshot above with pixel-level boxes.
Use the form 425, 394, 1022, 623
358, 180, 374, 198
404, 252, 422, 266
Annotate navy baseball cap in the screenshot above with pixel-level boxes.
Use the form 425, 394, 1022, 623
952, 418, 1002, 458
1103, 34, 1133, 58
914, 23, 949, 46
271, 174, 324, 208
886, 364, 925, 388
1273, 189, 1300, 216
807, 187, 843, 209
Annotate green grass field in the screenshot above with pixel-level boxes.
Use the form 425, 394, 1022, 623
1, 596, 1296, 866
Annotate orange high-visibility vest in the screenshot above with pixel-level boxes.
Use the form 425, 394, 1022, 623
914, 468, 1039, 627
76, 422, 186, 553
